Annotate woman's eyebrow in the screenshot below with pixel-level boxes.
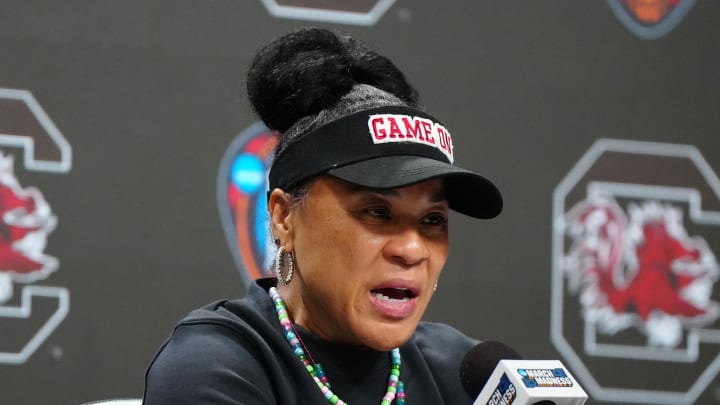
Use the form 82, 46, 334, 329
429, 190, 448, 204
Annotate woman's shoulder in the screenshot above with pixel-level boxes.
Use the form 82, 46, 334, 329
174, 277, 278, 332
143, 281, 282, 404
143, 317, 277, 404
145, 299, 272, 378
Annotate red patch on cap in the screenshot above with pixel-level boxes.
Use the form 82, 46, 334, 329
368, 114, 454, 162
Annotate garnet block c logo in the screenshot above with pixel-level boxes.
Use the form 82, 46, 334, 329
0, 88, 71, 365
552, 139, 720, 404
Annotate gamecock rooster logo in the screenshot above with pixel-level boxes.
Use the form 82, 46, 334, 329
564, 195, 719, 348
0, 152, 58, 303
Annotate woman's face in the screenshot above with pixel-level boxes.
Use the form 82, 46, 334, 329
271, 176, 450, 351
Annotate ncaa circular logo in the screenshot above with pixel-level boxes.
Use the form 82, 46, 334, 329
217, 122, 279, 286
606, 0, 696, 40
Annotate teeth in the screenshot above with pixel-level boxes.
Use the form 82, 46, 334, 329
374, 292, 410, 302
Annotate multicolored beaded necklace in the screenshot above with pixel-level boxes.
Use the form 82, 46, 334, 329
269, 287, 407, 405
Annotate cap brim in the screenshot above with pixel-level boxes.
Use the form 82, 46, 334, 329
327, 156, 502, 219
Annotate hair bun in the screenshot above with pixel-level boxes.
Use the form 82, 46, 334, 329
247, 28, 354, 132
345, 38, 418, 107
247, 28, 418, 133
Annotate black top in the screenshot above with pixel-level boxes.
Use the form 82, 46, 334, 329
143, 278, 477, 404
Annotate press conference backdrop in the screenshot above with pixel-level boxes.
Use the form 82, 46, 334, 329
1, 1, 719, 404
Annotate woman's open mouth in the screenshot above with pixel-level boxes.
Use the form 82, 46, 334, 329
369, 286, 419, 318
372, 288, 415, 302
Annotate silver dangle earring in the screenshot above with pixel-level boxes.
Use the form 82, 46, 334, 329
433, 282, 438, 293
285, 250, 295, 284
274, 246, 294, 285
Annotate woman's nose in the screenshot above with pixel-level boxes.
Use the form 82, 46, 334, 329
383, 226, 428, 267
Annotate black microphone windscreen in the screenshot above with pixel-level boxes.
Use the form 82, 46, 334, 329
459, 340, 522, 399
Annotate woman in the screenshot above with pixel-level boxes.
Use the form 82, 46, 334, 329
143, 27, 502, 404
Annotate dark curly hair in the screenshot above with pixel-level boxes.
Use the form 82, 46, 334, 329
246, 28, 421, 201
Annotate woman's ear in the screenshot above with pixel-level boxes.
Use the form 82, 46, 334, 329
268, 188, 294, 250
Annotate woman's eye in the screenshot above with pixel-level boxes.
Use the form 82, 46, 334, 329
423, 214, 448, 227
365, 207, 390, 219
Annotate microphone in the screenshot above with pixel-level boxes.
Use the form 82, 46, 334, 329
459, 341, 588, 405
